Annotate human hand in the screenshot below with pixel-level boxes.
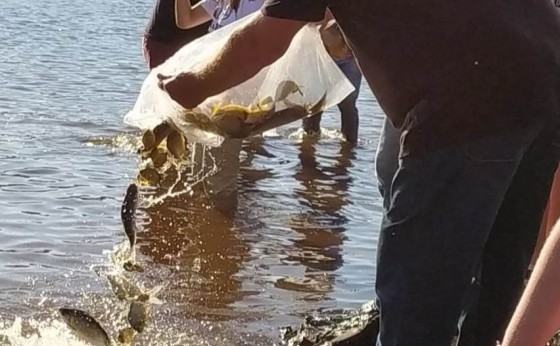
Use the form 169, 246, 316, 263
157, 72, 203, 110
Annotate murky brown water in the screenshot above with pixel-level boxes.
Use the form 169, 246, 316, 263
0, 0, 386, 344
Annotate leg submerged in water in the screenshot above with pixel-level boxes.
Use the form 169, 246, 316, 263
302, 112, 323, 136
201, 138, 243, 215
336, 57, 362, 145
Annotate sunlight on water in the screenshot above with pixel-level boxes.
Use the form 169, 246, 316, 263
0, 316, 216, 346
287, 127, 345, 142
0, 1, 382, 343
82, 133, 141, 155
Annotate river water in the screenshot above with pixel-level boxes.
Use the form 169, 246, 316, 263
0, 0, 386, 344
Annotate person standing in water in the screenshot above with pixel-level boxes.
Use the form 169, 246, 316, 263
157, 0, 560, 345
301, 11, 362, 146
173, 0, 266, 215
143, 0, 209, 70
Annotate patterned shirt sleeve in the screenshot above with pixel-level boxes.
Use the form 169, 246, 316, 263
199, 0, 219, 16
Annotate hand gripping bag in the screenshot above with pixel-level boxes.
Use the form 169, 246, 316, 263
124, 12, 355, 147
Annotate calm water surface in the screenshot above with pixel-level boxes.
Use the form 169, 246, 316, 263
0, 0, 386, 344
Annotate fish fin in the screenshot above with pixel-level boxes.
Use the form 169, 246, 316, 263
144, 284, 166, 305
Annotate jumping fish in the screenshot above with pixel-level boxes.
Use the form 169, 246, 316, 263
123, 260, 145, 273
106, 273, 141, 301
120, 183, 138, 249
117, 328, 136, 344
120, 184, 145, 272
166, 130, 186, 160
127, 301, 149, 333
140, 122, 172, 153
152, 122, 172, 148
149, 147, 167, 168
138, 167, 161, 186
141, 130, 156, 152
106, 273, 164, 304
58, 308, 111, 346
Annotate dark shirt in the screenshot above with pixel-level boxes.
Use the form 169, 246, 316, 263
145, 0, 210, 45
264, 0, 560, 153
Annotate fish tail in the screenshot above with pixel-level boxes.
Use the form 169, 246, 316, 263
145, 285, 166, 305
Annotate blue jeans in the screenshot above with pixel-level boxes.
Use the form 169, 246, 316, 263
458, 125, 560, 346
302, 57, 363, 144
374, 101, 558, 346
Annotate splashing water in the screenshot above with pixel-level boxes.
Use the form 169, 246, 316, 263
287, 127, 345, 142
82, 133, 141, 155
0, 317, 93, 346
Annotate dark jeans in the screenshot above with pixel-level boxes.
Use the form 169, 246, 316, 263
302, 57, 363, 144
458, 126, 559, 346
374, 101, 558, 346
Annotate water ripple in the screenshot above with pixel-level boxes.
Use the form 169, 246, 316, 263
0, 0, 385, 344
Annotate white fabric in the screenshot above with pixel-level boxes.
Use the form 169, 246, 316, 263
200, 0, 265, 32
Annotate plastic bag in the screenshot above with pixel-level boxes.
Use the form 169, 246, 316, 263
124, 12, 355, 147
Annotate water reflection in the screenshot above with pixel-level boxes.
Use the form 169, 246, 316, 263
135, 187, 247, 321
278, 139, 355, 299
133, 136, 274, 322
239, 136, 276, 194
114, 135, 359, 326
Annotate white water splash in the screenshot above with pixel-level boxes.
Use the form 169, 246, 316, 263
0, 317, 92, 346
142, 147, 218, 206
287, 127, 345, 142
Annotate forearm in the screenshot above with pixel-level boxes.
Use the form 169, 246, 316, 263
501, 220, 560, 346
175, 0, 210, 29
188, 14, 304, 107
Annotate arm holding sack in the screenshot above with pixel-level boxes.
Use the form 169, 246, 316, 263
159, 0, 329, 109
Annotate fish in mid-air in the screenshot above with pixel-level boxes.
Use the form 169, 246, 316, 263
117, 327, 136, 344
106, 273, 164, 304
121, 183, 139, 249
58, 308, 111, 346
120, 183, 145, 272
127, 301, 149, 333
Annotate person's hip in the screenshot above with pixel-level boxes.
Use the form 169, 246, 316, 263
142, 35, 183, 70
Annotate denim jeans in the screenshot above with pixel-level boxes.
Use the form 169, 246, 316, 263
302, 57, 363, 144
373, 101, 558, 346
458, 124, 559, 346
